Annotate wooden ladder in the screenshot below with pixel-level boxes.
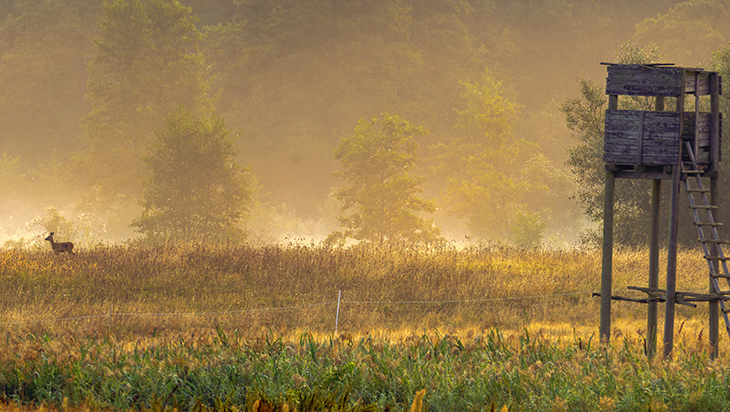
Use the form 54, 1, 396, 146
682, 141, 730, 339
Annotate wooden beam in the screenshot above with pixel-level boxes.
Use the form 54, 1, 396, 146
608, 95, 618, 110
648, 95, 664, 358
613, 170, 673, 180
648, 179, 661, 357
710, 73, 720, 170
695, 73, 701, 163
664, 165, 681, 358
664, 79, 685, 359
600, 171, 616, 343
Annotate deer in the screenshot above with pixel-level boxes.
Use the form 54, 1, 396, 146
45, 232, 76, 255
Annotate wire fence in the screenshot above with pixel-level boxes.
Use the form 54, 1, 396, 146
3, 289, 598, 327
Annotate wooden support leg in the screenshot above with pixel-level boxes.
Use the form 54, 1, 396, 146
648, 95, 664, 358
664, 165, 681, 358
647, 179, 661, 357
600, 171, 616, 343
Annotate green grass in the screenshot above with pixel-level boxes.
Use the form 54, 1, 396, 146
0, 328, 729, 411
0, 243, 725, 411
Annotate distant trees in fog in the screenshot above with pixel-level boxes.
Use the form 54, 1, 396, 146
329, 114, 438, 244
2, 0, 730, 246
132, 108, 253, 244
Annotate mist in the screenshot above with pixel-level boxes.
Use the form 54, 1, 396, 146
1, 0, 726, 248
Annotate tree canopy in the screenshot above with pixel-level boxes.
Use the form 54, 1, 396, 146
81, 0, 210, 202
2, 0, 730, 245
132, 108, 252, 243
330, 114, 439, 244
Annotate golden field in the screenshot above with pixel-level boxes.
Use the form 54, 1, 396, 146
0, 244, 726, 411
0, 243, 717, 343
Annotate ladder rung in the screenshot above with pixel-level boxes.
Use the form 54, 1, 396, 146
706, 256, 730, 261
687, 188, 711, 193
694, 222, 724, 227
699, 239, 729, 244
711, 272, 730, 279
683, 169, 704, 174
691, 205, 719, 209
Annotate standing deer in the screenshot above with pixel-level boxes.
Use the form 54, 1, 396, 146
45, 232, 75, 255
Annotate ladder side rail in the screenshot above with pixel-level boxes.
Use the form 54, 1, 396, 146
684, 142, 730, 281
682, 143, 730, 334
710, 226, 730, 279
684, 183, 730, 331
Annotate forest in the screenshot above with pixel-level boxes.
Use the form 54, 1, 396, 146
2, 0, 730, 248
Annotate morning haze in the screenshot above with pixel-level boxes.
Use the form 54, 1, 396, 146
1, 0, 727, 248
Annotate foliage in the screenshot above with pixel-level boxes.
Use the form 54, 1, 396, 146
202, 0, 487, 216
4, 0, 730, 243
0, 326, 727, 412
708, 46, 730, 224
509, 209, 547, 249
440, 69, 568, 247
131, 108, 252, 244
330, 114, 439, 244
0, 242, 723, 409
561, 77, 609, 225
634, 0, 730, 66
81, 0, 211, 202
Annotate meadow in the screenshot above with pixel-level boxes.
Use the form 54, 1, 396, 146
0, 243, 727, 411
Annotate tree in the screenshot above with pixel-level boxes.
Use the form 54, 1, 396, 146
437, 69, 569, 247
81, 0, 210, 202
131, 108, 252, 243
708, 44, 730, 231
202, 0, 486, 218
633, 0, 730, 66
329, 114, 439, 244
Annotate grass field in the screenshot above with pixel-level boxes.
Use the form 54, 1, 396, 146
0, 243, 727, 411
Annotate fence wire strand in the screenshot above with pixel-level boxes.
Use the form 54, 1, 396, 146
344, 290, 594, 305
3, 290, 598, 326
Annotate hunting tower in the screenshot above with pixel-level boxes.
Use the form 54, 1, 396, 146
599, 63, 725, 358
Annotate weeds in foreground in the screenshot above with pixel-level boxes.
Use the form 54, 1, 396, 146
0, 244, 724, 410
0, 328, 726, 411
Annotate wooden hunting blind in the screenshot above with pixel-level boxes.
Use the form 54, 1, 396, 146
598, 63, 726, 358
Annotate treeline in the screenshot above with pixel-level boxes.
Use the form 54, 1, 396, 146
1, 0, 729, 247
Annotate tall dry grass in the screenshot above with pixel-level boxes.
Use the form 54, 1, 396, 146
0, 243, 718, 347
0, 243, 726, 411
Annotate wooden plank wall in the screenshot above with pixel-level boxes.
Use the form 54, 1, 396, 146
606, 66, 683, 96
604, 110, 680, 165
684, 71, 711, 95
